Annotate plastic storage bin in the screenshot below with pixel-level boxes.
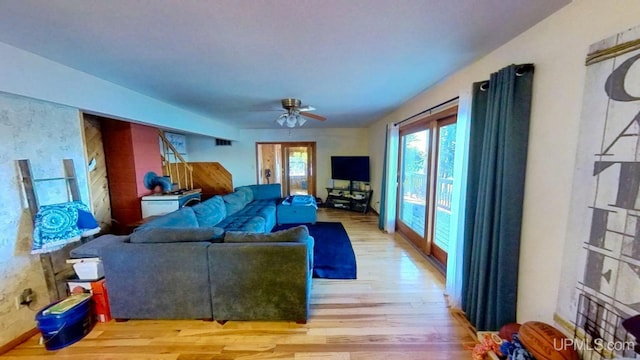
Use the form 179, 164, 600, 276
35, 294, 95, 350
72, 260, 104, 280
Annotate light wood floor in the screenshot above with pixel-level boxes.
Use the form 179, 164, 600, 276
5, 208, 475, 359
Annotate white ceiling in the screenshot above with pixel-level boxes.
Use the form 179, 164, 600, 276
0, 0, 569, 129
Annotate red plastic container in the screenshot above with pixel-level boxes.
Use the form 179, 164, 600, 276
90, 279, 112, 323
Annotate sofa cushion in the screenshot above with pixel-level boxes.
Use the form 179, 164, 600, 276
236, 203, 275, 219
191, 195, 226, 227
137, 207, 199, 229
70, 234, 130, 258
224, 225, 308, 243
222, 192, 245, 216
236, 203, 276, 232
236, 187, 254, 206
130, 227, 224, 243
216, 215, 266, 233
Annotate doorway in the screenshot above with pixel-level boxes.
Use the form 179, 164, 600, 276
256, 142, 316, 197
396, 107, 457, 268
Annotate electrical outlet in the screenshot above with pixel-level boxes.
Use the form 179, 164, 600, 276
15, 288, 35, 309
22, 291, 35, 305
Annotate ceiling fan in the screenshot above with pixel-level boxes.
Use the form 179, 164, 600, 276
273, 98, 326, 127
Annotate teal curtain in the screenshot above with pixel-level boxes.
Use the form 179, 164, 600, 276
462, 64, 534, 331
378, 125, 389, 230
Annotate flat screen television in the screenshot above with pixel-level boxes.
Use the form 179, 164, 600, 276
331, 156, 370, 182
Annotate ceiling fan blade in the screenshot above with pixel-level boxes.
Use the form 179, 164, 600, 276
300, 112, 326, 121
298, 105, 316, 112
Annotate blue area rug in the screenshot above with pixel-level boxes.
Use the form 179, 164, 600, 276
272, 222, 357, 279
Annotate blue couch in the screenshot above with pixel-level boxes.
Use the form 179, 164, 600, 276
71, 184, 314, 322
138, 183, 282, 233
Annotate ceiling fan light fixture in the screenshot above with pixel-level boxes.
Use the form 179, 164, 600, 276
276, 114, 286, 126
297, 115, 307, 126
285, 115, 297, 128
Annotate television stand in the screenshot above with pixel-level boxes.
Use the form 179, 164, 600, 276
325, 184, 373, 214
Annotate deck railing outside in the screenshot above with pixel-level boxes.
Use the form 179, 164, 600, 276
436, 178, 453, 212
404, 174, 453, 212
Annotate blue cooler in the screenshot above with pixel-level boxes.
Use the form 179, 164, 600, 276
35, 295, 95, 350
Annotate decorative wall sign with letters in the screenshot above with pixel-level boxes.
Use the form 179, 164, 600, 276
566, 25, 640, 333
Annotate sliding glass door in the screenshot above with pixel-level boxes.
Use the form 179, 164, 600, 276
398, 128, 430, 238
431, 120, 457, 265
396, 107, 457, 268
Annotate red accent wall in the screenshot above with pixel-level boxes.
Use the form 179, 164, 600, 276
102, 120, 162, 230
131, 123, 163, 197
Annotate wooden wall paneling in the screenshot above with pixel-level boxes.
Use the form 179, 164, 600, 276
100, 119, 139, 231
189, 162, 233, 198
258, 144, 277, 184
274, 144, 282, 184
82, 115, 112, 231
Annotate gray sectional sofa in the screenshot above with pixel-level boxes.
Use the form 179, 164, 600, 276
71, 183, 314, 322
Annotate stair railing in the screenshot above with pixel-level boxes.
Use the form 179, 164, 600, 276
158, 131, 194, 191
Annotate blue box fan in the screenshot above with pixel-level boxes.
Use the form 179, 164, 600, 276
143, 171, 173, 193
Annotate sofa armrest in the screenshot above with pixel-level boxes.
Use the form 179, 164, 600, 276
208, 237, 313, 322
69, 234, 130, 258
101, 241, 213, 320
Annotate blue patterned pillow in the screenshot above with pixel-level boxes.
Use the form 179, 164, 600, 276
32, 201, 101, 254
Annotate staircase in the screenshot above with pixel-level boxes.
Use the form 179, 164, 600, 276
158, 130, 194, 191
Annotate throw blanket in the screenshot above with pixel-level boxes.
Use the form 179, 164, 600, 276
282, 195, 318, 209
32, 201, 100, 254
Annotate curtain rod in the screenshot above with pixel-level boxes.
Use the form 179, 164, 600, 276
393, 96, 459, 127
